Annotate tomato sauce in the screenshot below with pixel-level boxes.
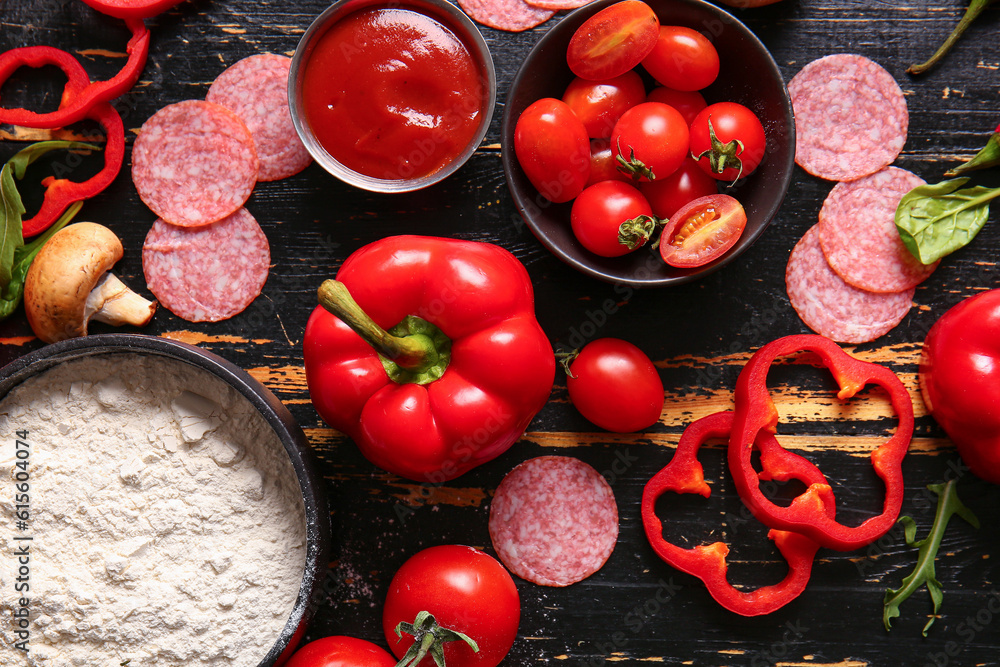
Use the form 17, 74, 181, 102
301, 6, 486, 181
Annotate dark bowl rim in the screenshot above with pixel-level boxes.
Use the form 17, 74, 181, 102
0, 333, 332, 667
501, 0, 795, 288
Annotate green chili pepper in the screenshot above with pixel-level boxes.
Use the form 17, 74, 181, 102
908, 0, 998, 74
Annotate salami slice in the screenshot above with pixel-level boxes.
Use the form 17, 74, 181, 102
786, 225, 913, 344
489, 456, 618, 587
817, 166, 938, 293
458, 0, 554, 32
132, 100, 258, 227
142, 207, 270, 322
206, 54, 312, 182
788, 54, 908, 182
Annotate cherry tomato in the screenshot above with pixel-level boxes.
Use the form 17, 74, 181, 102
641, 26, 720, 92
571, 180, 655, 257
514, 98, 591, 203
689, 102, 767, 182
562, 71, 647, 139
565, 338, 664, 433
566, 0, 660, 81
611, 101, 689, 182
285, 636, 396, 667
640, 156, 718, 219
383, 545, 519, 667
585, 139, 631, 187
645, 87, 707, 126
658, 193, 747, 268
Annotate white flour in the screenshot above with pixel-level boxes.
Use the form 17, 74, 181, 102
0, 353, 307, 666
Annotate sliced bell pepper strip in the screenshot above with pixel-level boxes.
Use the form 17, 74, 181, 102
0, 18, 149, 129
17, 102, 125, 237
303, 236, 555, 483
729, 334, 914, 552
642, 411, 835, 616
81, 0, 186, 20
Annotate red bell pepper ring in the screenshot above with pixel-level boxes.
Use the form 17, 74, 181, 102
303, 236, 555, 483
0, 18, 149, 129
729, 334, 914, 551
642, 411, 835, 616
19, 101, 126, 237
81, 0, 186, 20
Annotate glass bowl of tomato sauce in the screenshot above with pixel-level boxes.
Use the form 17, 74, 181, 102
501, 0, 795, 287
290, 0, 496, 193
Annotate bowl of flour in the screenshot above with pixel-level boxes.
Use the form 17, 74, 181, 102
0, 334, 330, 667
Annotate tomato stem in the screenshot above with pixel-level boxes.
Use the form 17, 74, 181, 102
393, 611, 479, 667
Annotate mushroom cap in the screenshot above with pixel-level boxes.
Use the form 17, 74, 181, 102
25, 222, 124, 343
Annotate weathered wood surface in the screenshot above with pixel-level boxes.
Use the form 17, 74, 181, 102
2, 0, 1000, 665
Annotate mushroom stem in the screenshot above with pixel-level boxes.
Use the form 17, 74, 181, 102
85, 273, 157, 327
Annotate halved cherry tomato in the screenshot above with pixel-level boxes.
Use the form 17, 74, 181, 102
285, 636, 396, 667
641, 26, 720, 92
658, 193, 746, 267
689, 102, 767, 182
645, 87, 707, 126
566, 0, 660, 81
571, 180, 655, 257
565, 338, 664, 433
562, 71, 647, 139
514, 98, 591, 203
586, 138, 631, 187
640, 156, 718, 219
611, 101, 689, 182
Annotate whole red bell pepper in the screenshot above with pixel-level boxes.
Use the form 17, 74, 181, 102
729, 334, 914, 551
920, 289, 1000, 484
303, 236, 555, 483
642, 411, 835, 616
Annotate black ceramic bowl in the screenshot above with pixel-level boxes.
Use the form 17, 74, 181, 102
501, 0, 794, 287
0, 334, 331, 667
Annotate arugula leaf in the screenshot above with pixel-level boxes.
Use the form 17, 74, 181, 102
0, 141, 95, 319
883, 479, 980, 636
895, 178, 1000, 265
0, 201, 83, 320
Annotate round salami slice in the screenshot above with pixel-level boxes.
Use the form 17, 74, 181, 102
142, 207, 270, 323
132, 100, 258, 227
786, 225, 913, 344
489, 455, 618, 587
817, 166, 938, 293
788, 54, 908, 182
458, 0, 554, 32
206, 54, 312, 182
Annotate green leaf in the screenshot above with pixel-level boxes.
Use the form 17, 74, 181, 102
883, 479, 980, 636
0, 201, 83, 320
0, 141, 97, 288
895, 178, 1000, 265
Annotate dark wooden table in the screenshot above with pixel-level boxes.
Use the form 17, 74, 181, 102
3, 0, 1000, 665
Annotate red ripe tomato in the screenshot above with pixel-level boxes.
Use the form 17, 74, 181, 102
562, 71, 647, 139
611, 101, 690, 182
658, 193, 747, 268
689, 102, 767, 182
284, 636, 396, 667
382, 545, 519, 667
641, 25, 720, 92
571, 180, 655, 257
566, 338, 664, 433
586, 139, 631, 187
566, 0, 660, 81
645, 87, 707, 126
640, 156, 718, 219
514, 98, 591, 203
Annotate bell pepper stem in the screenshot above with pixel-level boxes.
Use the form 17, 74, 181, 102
907, 0, 997, 75
317, 279, 434, 371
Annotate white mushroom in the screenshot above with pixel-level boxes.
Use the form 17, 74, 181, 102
24, 222, 157, 343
